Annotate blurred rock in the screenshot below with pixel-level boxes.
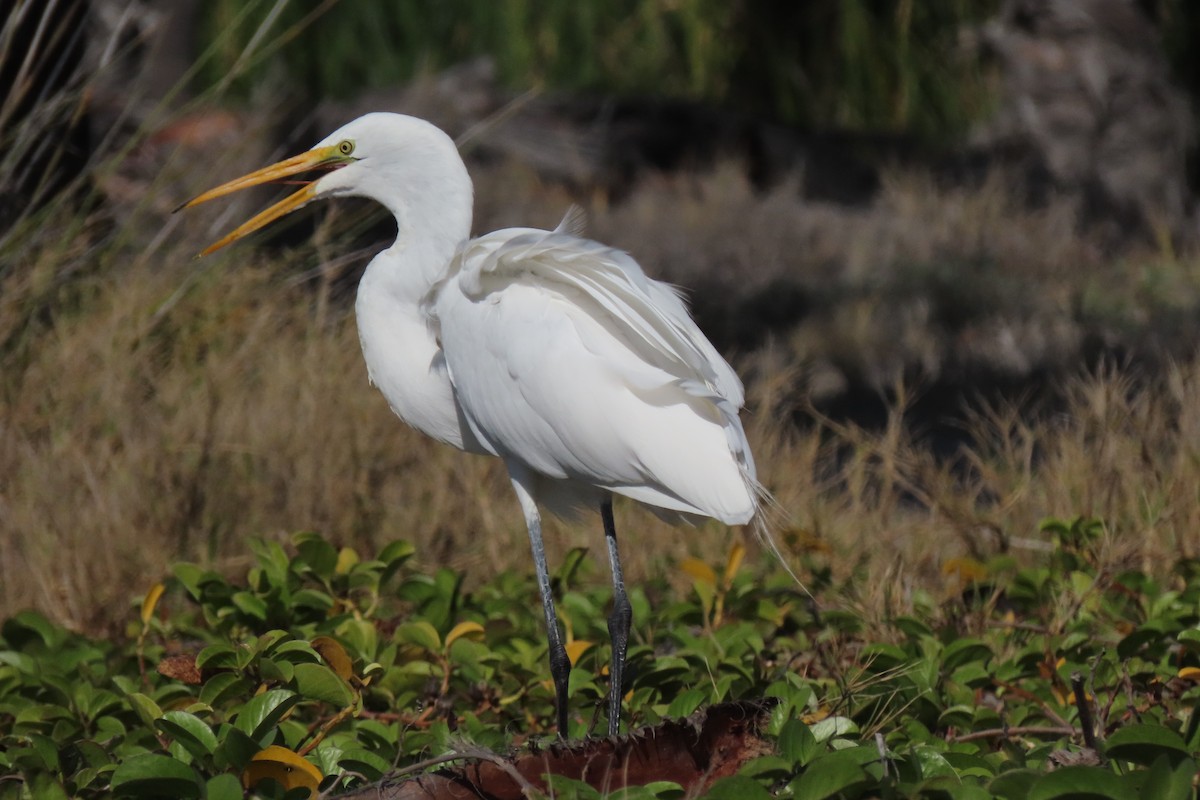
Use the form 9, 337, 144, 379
972, 0, 1194, 239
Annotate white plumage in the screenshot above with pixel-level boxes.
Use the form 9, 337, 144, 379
182, 112, 762, 737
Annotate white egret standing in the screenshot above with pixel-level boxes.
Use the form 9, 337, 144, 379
181, 113, 762, 737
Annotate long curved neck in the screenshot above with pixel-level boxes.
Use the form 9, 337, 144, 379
369, 156, 474, 300
353, 145, 478, 451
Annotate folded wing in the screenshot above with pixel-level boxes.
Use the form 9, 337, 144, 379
428, 225, 757, 525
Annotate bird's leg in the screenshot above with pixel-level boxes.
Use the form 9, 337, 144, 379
509, 470, 571, 737
602, 497, 633, 737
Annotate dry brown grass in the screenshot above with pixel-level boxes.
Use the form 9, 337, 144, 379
5, 144, 1200, 633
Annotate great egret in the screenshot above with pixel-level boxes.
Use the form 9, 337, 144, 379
181, 113, 762, 737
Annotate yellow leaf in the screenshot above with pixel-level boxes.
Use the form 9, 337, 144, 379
801, 708, 830, 724
445, 621, 485, 650
140, 583, 165, 625
565, 640, 593, 667
680, 558, 717, 587
1179, 666, 1200, 681
311, 636, 353, 681
243, 746, 322, 796
723, 542, 745, 587
941, 557, 987, 585
335, 547, 359, 575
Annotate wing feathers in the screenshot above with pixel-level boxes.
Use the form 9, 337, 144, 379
453, 229, 744, 408
430, 221, 757, 523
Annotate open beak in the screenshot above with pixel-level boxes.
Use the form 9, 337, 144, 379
178, 144, 348, 257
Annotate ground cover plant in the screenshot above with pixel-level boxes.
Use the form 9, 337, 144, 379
2, 523, 1199, 798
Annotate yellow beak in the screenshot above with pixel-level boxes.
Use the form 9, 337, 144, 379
178, 144, 347, 257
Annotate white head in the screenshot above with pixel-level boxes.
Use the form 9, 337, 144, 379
181, 112, 474, 257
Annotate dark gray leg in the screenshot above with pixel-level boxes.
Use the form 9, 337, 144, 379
602, 497, 632, 736
509, 471, 571, 736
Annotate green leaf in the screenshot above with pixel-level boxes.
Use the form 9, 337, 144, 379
788, 749, 870, 799
231, 591, 268, 622
861, 642, 910, 672
556, 547, 591, 587
295, 532, 339, 580
2, 611, 64, 650
291, 589, 335, 613
25, 733, 60, 772
1104, 723, 1191, 766
666, 687, 707, 718
234, 689, 300, 740
1027, 766, 1135, 800
395, 621, 441, 652
200, 673, 250, 707
777, 718, 819, 766
336, 618, 378, 661
203, 773, 244, 800
1139, 755, 1196, 800
941, 751, 996, 779
293, 662, 354, 706
125, 692, 163, 728
172, 562, 216, 601
66, 739, 112, 770
738, 755, 795, 783
337, 748, 393, 781
702, 775, 774, 800
941, 638, 992, 671
215, 724, 262, 771
25, 774, 70, 800
156, 711, 219, 760
808, 715, 858, 743
110, 753, 201, 798
1177, 628, 1200, 654
912, 744, 958, 780
272, 640, 322, 662
196, 644, 238, 671
258, 657, 294, 684
376, 540, 416, 585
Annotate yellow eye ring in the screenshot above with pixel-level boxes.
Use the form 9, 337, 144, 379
338, 140, 354, 156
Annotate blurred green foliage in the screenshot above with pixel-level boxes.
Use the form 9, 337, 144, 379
198, 0, 1002, 140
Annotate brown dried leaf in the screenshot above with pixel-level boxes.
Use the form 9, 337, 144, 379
336, 700, 774, 800
156, 654, 202, 685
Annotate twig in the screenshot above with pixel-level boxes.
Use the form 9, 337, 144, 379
298, 703, 358, 757
874, 732, 890, 778
456, 743, 541, 798
992, 679, 1073, 729
1071, 671, 1100, 753
949, 725, 1077, 743
377, 743, 540, 798
372, 750, 468, 780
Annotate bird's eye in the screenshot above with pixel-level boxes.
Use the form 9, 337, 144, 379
338, 140, 354, 156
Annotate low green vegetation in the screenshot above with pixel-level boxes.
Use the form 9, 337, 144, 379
2, 521, 1198, 798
